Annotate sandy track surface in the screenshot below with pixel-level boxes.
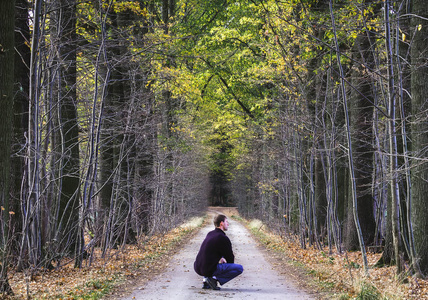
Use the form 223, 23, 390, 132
121, 211, 315, 300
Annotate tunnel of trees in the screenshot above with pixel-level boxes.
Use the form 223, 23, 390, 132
0, 0, 427, 293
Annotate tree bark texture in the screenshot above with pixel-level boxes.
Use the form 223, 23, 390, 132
58, 0, 81, 256
0, 0, 16, 294
345, 28, 376, 251
12, 0, 31, 255
410, 0, 428, 275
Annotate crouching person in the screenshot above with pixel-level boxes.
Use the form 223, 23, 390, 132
194, 214, 243, 290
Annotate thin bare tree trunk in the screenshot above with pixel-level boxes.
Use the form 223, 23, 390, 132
26, 0, 43, 269
385, 0, 403, 275
395, 2, 421, 276
329, 0, 369, 276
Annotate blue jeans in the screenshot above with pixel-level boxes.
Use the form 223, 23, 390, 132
212, 263, 243, 285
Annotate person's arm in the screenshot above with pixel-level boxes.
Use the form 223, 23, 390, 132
220, 236, 234, 263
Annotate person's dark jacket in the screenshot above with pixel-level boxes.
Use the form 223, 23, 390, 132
194, 228, 235, 277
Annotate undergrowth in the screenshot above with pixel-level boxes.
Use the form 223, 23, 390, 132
355, 281, 382, 300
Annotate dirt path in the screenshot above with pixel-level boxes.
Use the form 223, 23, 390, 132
121, 212, 316, 300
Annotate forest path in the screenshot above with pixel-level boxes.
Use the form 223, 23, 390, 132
120, 209, 316, 300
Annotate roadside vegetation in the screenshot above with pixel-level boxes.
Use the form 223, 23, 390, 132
3, 211, 427, 299
243, 216, 425, 299
5, 217, 205, 299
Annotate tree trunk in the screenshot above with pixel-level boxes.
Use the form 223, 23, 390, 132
0, 0, 16, 294
396, 0, 420, 275
330, 0, 369, 275
50, 0, 82, 262
410, 0, 428, 275
385, 0, 402, 274
60, 0, 81, 256
12, 0, 31, 257
344, 8, 376, 250
99, 3, 137, 249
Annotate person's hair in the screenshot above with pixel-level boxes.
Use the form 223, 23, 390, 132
213, 214, 227, 227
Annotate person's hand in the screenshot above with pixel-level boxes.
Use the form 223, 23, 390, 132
219, 257, 227, 264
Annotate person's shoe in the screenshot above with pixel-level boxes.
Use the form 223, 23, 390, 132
206, 277, 220, 290
202, 281, 211, 289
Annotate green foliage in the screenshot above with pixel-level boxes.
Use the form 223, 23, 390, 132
338, 293, 352, 300
356, 282, 382, 300
151, 0, 282, 187
344, 259, 361, 269
64, 277, 118, 300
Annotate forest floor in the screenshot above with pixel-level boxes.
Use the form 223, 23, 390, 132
3, 207, 428, 299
